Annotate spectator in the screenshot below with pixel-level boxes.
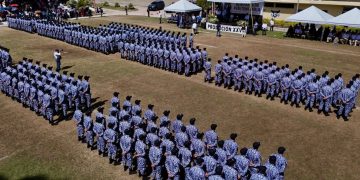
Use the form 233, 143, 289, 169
270, 18, 274, 31
286, 25, 294, 37
100, 7, 103, 17
349, 31, 359, 46
240, 23, 247, 37
327, 29, 336, 43
340, 30, 350, 44
323, 27, 330, 41
261, 23, 267, 35
192, 22, 197, 34
216, 22, 221, 37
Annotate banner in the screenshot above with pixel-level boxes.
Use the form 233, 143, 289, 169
206, 22, 243, 34
230, 3, 264, 15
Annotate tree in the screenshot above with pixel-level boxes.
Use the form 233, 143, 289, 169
66, 0, 77, 8
76, 0, 91, 9
196, 0, 210, 10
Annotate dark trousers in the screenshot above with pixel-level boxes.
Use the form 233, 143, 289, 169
56, 60, 61, 71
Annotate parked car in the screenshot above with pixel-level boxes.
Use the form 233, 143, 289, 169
147, 0, 165, 11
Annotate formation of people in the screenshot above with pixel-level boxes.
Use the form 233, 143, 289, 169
0, 47, 12, 71
73, 93, 288, 180
286, 23, 360, 46
7, 17, 205, 76
212, 54, 359, 120
0, 54, 92, 125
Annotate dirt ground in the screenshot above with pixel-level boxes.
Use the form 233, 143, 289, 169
0, 15, 360, 179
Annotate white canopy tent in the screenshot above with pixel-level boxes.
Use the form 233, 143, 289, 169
327, 8, 360, 28
164, 0, 202, 13
285, 6, 334, 24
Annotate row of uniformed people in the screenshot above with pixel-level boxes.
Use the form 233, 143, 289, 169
72, 93, 288, 179
7, 17, 195, 55
7, 17, 36, 33
0, 48, 12, 72
0, 58, 92, 124
35, 20, 80, 40
119, 42, 207, 76
214, 54, 360, 120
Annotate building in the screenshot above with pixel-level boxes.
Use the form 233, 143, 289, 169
263, 0, 360, 20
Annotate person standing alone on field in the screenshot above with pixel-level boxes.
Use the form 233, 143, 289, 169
270, 18, 275, 31
216, 22, 221, 37
125, 6, 128, 15
54, 49, 62, 72
100, 7, 103, 17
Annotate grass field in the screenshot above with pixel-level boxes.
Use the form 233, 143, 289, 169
0, 15, 360, 180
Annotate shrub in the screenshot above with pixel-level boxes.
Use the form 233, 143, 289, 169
114, 2, 120, 7
262, 18, 270, 25
208, 15, 218, 24
102, 1, 109, 7
128, 3, 135, 10
236, 20, 246, 26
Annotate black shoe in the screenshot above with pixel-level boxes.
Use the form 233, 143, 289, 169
87, 144, 91, 148
98, 151, 102, 155
284, 101, 288, 104
304, 106, 308, 110
309, 108, 313, 112
317, 110, 322, 114
324, 112, 330, 116
336, 115, 341, 119
296, 104, 300, 108
109, 158, 113, 164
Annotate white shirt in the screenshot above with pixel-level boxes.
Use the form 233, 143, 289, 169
270, 20, 274, 26
192, 23, 197, 29
54, 51, 61, 59
262, 23, 268, 30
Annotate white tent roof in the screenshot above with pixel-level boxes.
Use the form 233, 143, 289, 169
285, 6, 334, 24
327, 8, 360, 28
164, 0, 202, 13
207, 0, 264, 4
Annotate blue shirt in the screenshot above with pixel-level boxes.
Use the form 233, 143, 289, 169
203, 156, 218, 175
224, 139, 238, 159
179, 147, 192, 167
246, 148, 262, 167
234, 155, 250, 176
222, 165, 238, 180
165, 155, 180, 176
149, 146, 162, 165
204, 130, 218, 147
189, 165, 206, 180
